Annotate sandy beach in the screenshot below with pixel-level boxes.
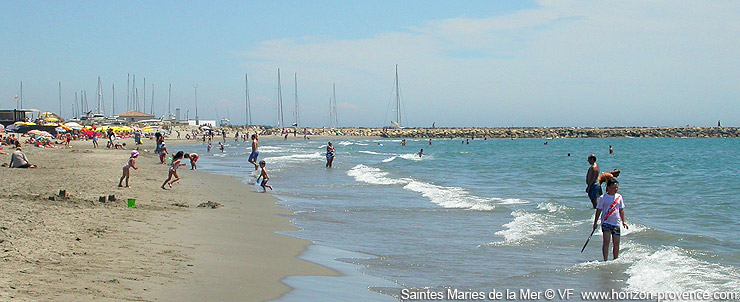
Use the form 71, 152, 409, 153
0, 138, 336, 301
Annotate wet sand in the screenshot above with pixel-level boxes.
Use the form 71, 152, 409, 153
0, 138, 336, 301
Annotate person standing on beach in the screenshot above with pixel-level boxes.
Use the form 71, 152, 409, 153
326, 142, 336, 168
92, 132, 99, 148
118, 151, 139, 187
256, 160, 273, 192
248, 134, 259, 170
593, 179, 628, 261
586, 154, 601, 209
159, 144, 168, 164
162, 151, 186, 189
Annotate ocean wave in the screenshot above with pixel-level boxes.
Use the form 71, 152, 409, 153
381, 156, 398, 163
347, 165, 497, 211
489, 210, 561, 246
258, 146, 283, 152
347, 164, 406, 185
359, 151, 384, 155
625, 245, 740, 293
537, 201, 572, 213
337, 141, 354, 146
264, 152, 324, 165
403, 181, 495, 211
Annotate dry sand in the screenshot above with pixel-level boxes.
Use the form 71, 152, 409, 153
0, 138, 337, 301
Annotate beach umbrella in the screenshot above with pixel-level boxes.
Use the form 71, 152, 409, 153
28, 130, 53, 137
55, 126, 67, 133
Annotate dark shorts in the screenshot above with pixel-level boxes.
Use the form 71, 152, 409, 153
249, 151, 259, 161
601, 223, 621, 236
588, 183, 602, 202
260, 179, 268, 187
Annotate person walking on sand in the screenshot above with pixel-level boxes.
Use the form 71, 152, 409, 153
118, 151, 139, 187
92, 132, 99, 148
326, 141, 336, 168
593, 179, 628, 261
162, 151, 186, 189
185, 153, 198, 170
256, 160, 273, 192
586, 154, 601, 209
248, 134, 259, 170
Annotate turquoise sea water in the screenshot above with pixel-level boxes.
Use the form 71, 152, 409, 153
179, 137, 740, 300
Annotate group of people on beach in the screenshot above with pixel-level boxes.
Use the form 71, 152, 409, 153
585, 152, 627, 261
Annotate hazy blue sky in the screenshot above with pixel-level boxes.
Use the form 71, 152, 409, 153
2, 0, 738, 127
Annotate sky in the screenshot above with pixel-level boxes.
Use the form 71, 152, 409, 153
1, 0, 739, 127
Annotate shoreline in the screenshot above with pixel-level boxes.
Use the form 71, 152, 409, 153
0, 138, 338, 301
170, 125, 740, 138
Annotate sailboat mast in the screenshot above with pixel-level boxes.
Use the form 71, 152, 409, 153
112, 84, 115, 116
332, 83, 338, 128
143, 77, 146, 114
294, 73, 299, 127
74, 92, 78, 118
168, 83, 172, 118
194, 84, 199, 125
245, 73, 251, 126
58, 82, 62, 117
150, 84, 155, 115
395, 64, 401, 126
277, 68, 284, 128
19, 81, 22, 109
127, 73, 130, 112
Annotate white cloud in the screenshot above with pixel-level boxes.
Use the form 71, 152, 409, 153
241, 1, 740, 127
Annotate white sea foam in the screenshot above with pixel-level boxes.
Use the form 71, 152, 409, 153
347, 165, 406, 185
381, 156, 398, 163
265, 152, 324, 165
495, 198, 529, 205
358, 151, 383, 155
625, 244, 740, 293
337, 141, 354, 146
348, 165, 497, 210
489, 210, 578, 246
257, 146, 283, 152
490, 210, 558, 245
403, 181, 495, 211
537, 201, 571, 213
399, 153, 429, 161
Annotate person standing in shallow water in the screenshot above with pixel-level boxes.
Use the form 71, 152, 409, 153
248, 134, 259, 170
586, 154, 601, 209
593, 179, 628, 261
609, 145, 614, 154
326, 142, 336, 168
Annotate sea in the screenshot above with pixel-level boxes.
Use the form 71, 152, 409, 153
178, 137, 740, 301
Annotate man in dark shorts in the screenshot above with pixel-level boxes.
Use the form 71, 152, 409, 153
248, 134, 259, 170
585, 154, 601, 208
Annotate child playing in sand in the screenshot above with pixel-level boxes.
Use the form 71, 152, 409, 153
118, 150, 139, 187
256, 160, 273, 192
162, 151, 186, 189
184, 152, 198, 170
